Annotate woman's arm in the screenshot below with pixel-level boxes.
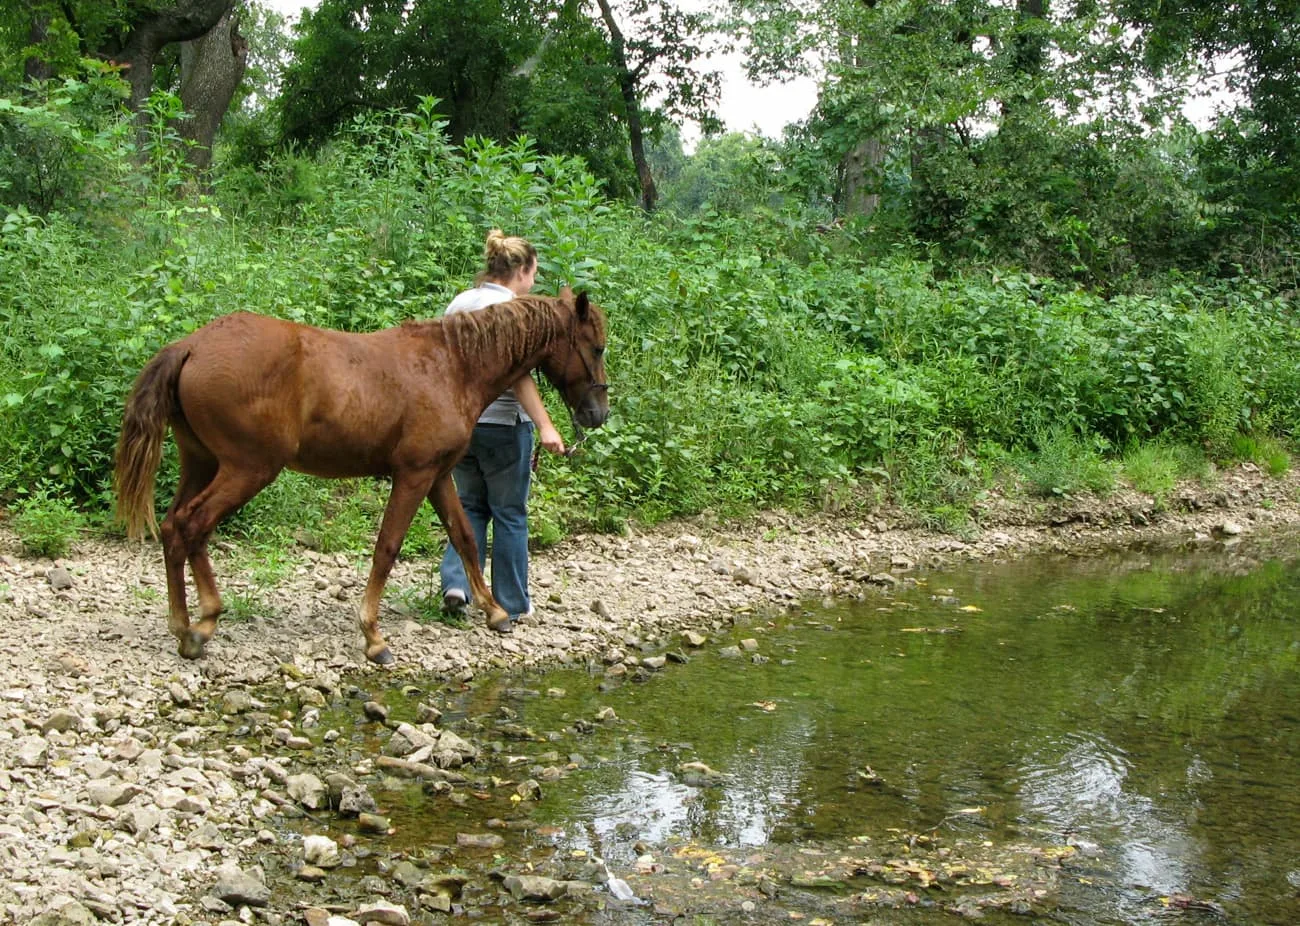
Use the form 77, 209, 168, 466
514, 375, 565, 455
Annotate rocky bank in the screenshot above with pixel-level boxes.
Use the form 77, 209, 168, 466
0, 462, 1297, 924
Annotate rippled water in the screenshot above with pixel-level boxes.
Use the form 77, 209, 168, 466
383, 536, 1300, 923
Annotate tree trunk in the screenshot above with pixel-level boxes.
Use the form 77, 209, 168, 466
594, 0, 657, 212
23, 10, 56, 82
178, 9, 248, 172
842, 137, 884, 218
111, 0, 236, 144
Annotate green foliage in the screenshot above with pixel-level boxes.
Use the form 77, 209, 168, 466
1017, 426, 1117, 499
1121, 440, 1210, 506
9, 485, 85, 558
1, 88, 1298, 548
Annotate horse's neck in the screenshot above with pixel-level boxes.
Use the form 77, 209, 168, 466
449, 298, 565, 409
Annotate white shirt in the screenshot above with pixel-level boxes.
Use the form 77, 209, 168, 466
444, 282, 531, 425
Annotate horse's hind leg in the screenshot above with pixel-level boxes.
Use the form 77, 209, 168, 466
428, 474, 509, 631
169, 464, 278, 658
359, 470, 435, 665
160, 447, 217, 650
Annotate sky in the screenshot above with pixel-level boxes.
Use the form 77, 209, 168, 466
258, 0, 820, 140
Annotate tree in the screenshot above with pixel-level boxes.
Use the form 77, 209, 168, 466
589, 0, 721, 210
280, 0, 721, 209
9, 1, 245, 167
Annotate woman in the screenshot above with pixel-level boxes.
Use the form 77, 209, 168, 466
439, 229, 566, 632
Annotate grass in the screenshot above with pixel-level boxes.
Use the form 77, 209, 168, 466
1017, 426, 1116, 499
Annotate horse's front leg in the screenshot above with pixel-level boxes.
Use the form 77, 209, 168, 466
428, 474, 511, 631
360, 470, 434, 665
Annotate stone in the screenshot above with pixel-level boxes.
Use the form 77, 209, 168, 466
357, 812, 391, 834
303, 834, 341, 868
456, 832, 504, 850
17, 734, 49, 767
338, 784, 378, 816
385, 723, 437, 757
30, 898, 96, 926
46, 567, 74, 590
85, 779, 139, 807
287, 773, 327, 809
351, 900, 409, 926
221, 689, 255, 714
41, 708, 80, 733
211, 864, 270, 908
503, 874, 569, 902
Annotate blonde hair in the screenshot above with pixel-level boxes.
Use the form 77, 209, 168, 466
477, 229, 537, 285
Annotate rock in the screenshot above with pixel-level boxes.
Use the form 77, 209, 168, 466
363, 700, 389, 722
515, 779, 542, 801
456, 832, 505, 849
591, 599, 612, 619
338, 784, 378, 816
351, 900, 409, 926
681, 631, 707, 647
211, 863, 270, 907
385, 723, 437, 757
641, 656, 666, 670
739, 638, 759, 651
287, 773, 327, 809
1218, 520, 1244, 536
504, 874, 569, 901
30, 898, 96, 926
189, 821, 227, 849
120, 805, 161, 836
41, 708, 80, 733
85, 779, 139, 807
297, 865, 328, 882
303, 834, 342, 868
221, 689, 255, 714
717, 645, 742, 659
46, 567, 74, 590
358, 812, 391, 834
17, 734, 49, 767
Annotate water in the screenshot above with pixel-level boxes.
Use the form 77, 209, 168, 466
372, 538, 1300, 923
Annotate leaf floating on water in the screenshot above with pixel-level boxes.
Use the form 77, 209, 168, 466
751, 700, 778, 712
959, 604, 983, 612
899, 627, 962, 634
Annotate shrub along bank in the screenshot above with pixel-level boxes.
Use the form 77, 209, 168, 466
1, 101, 1297, 559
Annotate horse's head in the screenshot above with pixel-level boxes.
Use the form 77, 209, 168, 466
539, 289, 609, 430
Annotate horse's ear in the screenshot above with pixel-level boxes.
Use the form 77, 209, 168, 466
576, 291, 590, 321
559, 285, 574, 300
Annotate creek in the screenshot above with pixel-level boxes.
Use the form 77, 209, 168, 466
298, 535, 1300, 924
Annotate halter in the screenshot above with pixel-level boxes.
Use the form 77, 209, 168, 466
563, 340, 608, 457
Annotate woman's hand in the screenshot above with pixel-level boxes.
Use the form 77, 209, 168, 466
537, 423, 566, 456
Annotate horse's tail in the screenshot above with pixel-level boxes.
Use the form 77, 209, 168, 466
114, 343, 189, 540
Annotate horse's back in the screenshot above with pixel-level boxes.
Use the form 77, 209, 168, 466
173, 312, 456, 476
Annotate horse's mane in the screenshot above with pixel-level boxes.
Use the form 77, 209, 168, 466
406, 295, 571, 364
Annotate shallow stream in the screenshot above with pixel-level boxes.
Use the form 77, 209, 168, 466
313, 536, 1300, 923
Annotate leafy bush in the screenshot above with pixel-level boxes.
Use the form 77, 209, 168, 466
9, 486, 85, 558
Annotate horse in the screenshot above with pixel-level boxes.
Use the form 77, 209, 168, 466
113, 290, 609, 665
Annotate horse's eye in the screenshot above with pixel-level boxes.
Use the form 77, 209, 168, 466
594, 346, 605, 357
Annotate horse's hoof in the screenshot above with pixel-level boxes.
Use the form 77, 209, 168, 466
367, 646, 396, 666
178, 633, 205, 660
488, 614, 515, 634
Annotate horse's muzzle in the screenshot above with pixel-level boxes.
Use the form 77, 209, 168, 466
573, 387, 610, 429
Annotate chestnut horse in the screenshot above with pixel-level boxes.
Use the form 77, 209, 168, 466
114, 291, 608, 665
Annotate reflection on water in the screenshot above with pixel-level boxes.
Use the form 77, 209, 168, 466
445, 536, 1300, 923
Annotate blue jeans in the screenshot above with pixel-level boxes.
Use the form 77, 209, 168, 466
440, 421, 534, 616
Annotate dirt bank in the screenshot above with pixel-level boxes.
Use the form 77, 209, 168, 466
0, 462, 1296, 924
